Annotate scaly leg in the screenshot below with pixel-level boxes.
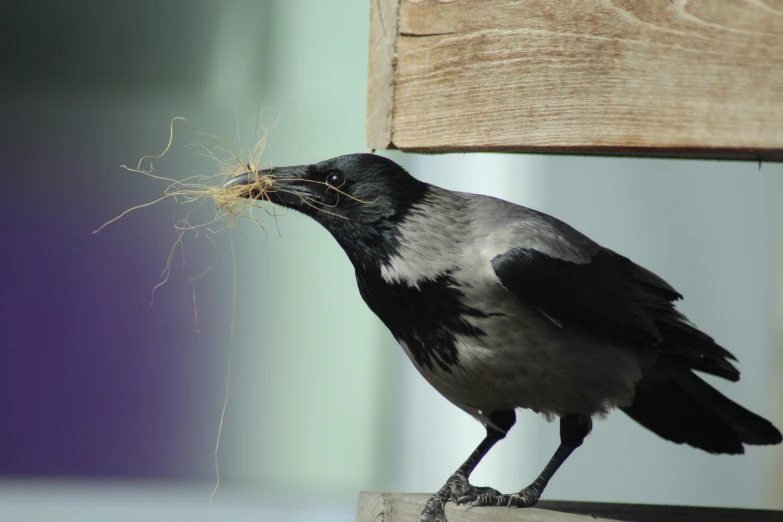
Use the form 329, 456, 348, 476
419, 410, 516, 522
456, 414, 593, 508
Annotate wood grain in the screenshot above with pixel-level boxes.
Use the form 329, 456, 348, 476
367, 0, 783, 159
356, 492, 783, 522
367, 0, 400, 150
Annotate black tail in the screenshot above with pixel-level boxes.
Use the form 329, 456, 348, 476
622, 372, 782, 454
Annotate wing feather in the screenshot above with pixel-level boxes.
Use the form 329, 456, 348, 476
490, 222, 739, 381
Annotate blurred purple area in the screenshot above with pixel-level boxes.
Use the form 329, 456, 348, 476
0, 10, 233, 475
0, 198, 225, 477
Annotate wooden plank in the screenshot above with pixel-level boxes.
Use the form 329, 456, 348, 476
357, 492, 619, 522
366, 0, 783, 160
357, 492, 783, 522
366, 0, 400, 150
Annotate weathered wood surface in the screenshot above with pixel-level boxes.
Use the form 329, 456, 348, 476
357, 492, 783, 522
367, 0, 399, 149
366, 0, 783, 160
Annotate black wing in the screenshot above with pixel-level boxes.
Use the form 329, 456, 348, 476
491, 246, 739, 381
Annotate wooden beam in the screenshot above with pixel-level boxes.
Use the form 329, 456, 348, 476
356, 492, 783, 522
366, 0, 783, 160
367, 0, 399, 150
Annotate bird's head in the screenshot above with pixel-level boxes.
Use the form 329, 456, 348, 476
224, 153, 427, 261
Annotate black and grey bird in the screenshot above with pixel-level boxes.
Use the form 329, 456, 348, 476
225, 154, 781, 522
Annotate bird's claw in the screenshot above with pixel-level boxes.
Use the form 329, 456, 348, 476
458, 484, 541, 508
419, 495, 447, 522
420, 474, 541, 520
453, 485, 503, 506
420, 472, 480, 521
506, 485, 541, 507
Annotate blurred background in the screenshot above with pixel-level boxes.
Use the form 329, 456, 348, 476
1, 0, 781, 520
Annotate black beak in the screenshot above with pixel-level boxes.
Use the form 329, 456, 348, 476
223, 172, 251, 188
223, 165, 321, 208
222, 170, 268, 199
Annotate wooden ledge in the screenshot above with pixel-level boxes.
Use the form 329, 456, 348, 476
367, 0, 783, 160
357, 492, 783, 522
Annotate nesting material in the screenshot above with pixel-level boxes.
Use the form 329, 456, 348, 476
95, 116, 277, 236
95, 116, 380, 505
95, 116, 378, 308
93, 115, 288, 321
96, 115, 382, 239
94, 116, 287, 505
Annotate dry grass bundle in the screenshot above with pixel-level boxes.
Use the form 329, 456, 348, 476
95, 114, 377, 505
95, 116, 278, 235
96, 115, 373, 241
93, 114, 281, 505
93, 115, 288, 316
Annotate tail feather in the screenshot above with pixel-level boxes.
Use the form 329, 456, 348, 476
657, 318, 740, 382
678, 372, 782, 446
623, 372, 781, 454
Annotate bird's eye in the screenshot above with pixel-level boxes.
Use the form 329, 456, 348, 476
326, 172, 345, 188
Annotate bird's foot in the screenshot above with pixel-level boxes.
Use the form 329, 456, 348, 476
457, 483, 542, 508
452, 483, 504, 507
506, 484, 542, 507
419, 472, 503, 521
419, 494, 447, 522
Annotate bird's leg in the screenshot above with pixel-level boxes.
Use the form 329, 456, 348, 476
419, 410, 515, 522
460, 414, 593, 509
506, 414, 592, 507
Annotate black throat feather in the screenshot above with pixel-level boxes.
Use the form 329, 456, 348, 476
356, 268, 490, 373
332, 186, 489, 373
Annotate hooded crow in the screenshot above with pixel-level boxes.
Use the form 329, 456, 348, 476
225, 153, 781, 522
